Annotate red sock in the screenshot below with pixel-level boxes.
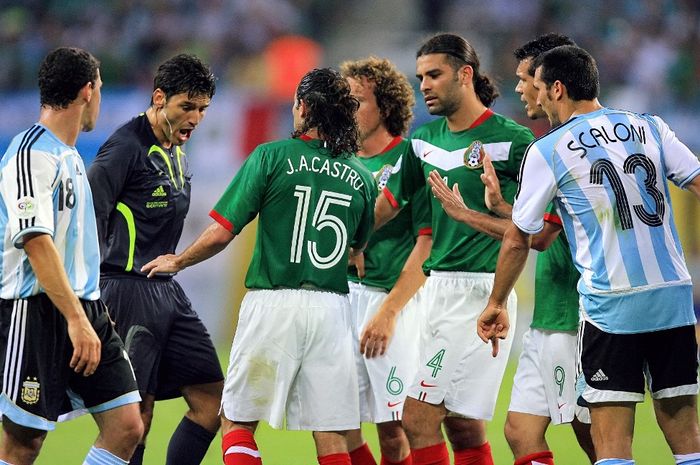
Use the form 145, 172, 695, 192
222, 429, 262, 465
453, 442, 494, 465
381, 453, 413, 465
411, 443, 449, 465
350, 443, 377, 465
514, 451, 554, 465
318, 453, 352, 465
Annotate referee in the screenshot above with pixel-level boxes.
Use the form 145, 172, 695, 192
88, 54, 223, 465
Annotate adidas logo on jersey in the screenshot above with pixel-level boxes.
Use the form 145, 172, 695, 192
151, 186, 167, 197
590, 369, 609, 382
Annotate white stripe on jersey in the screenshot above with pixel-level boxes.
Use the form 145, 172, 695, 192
411, 139, 512, 171
3, 300, 27, 402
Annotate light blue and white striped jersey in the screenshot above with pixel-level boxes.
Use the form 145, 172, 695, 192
0, 124, 100, 300
513, 108, 700, 333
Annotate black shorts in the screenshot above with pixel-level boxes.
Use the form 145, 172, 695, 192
0, 295, 140, 430
101, 276, 223, 400
577, 321, 699, 404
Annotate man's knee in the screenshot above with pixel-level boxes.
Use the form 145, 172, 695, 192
182, 381, 224, 432
377, 422, 408, 455
444, 416, 486, 450
2, 416, 47, 462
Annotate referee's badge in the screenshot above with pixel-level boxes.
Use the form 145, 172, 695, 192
21, 377, 40, 405
16, 196, 36, 219
463, 141, 485, 169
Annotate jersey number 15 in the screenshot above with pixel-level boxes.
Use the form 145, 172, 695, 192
290, 185, 352, 269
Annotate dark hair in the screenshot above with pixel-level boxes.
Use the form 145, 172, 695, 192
514, 33, 576, 76
152, 54, 216, 102
534, 45, 600, 101
340, 56, 415, 137
38, 47, 99, 109
416, 33, 499, 107
292, 68, 360, 157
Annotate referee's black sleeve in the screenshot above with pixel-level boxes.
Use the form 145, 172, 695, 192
87, 136, 135, 251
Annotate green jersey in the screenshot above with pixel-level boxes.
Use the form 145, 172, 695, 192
531, 204, 581, 331
347, 137, 432, 290
211, 136, 377, 294
386, 110, 533, 273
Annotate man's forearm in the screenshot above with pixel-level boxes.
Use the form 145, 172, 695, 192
24, 234, 85, 322
176, 221, 235, 270
374, 192, 400, 231
380, 235, 431, 315
489, 224, 531, 306
456, 209, 510, 241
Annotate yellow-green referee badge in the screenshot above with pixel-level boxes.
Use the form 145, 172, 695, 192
463, 140, 485, 169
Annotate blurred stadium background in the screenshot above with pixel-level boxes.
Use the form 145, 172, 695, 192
0, 0, 698, 463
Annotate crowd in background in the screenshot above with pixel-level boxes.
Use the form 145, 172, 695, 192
2, 0, 700, 124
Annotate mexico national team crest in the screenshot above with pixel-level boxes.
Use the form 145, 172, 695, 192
374, 164, 394, 191
464, 140, 485, 169
21, 377, 40, 405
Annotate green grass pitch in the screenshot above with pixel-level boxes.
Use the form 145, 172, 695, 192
30, 360, 683, 464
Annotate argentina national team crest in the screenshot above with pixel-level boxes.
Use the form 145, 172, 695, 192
463, 140, 485, 169
21, 377, 40, 405
374, 164, 394, 191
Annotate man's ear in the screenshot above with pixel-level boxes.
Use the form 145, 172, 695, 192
459, 64, 474, 86
552, 80, 566, 102
81, 81, 93, 103
297, 98, 307, 118
152, 88, 166, 109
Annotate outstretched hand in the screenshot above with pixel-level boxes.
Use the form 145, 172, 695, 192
480, 156, 503, 211
476, 302, 510, 357
359, 307, 397, 358
428, 170, 471, 222
141, 254, 181, 278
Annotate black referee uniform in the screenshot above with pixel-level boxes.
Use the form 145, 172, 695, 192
88, 114, 223, 400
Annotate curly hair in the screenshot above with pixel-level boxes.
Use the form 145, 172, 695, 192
417, 33, 499, 107
152, 54, 216, 102
339, 56, 415, 137
38, 47, 100, 110
292, 68, 360, 157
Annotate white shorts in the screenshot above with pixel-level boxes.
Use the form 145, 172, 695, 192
407, 271, 517, 420
348, 282, 422, 423
221, 289, 359, 431
509, 328, 590, 425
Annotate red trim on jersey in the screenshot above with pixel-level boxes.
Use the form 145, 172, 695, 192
543, 212, 562, 226
210, 210, 234, 232
468, 109, 494, 130
383, 187, 399, 209
299, 134, 314, 141
418, 227, 432, 236
381, 136, 403, 154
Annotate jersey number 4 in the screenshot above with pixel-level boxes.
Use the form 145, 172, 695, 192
590, 153, 665, 230
290, 185, 352, 269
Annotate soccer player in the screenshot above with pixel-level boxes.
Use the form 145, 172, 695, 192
0, 47, 142, 465
479, 45, 700, 465
340, 57, 431, 465
429, 34, 596, 465
374, 33, 534, 465
87, 54, 223, 465
142, 68, 377, 465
